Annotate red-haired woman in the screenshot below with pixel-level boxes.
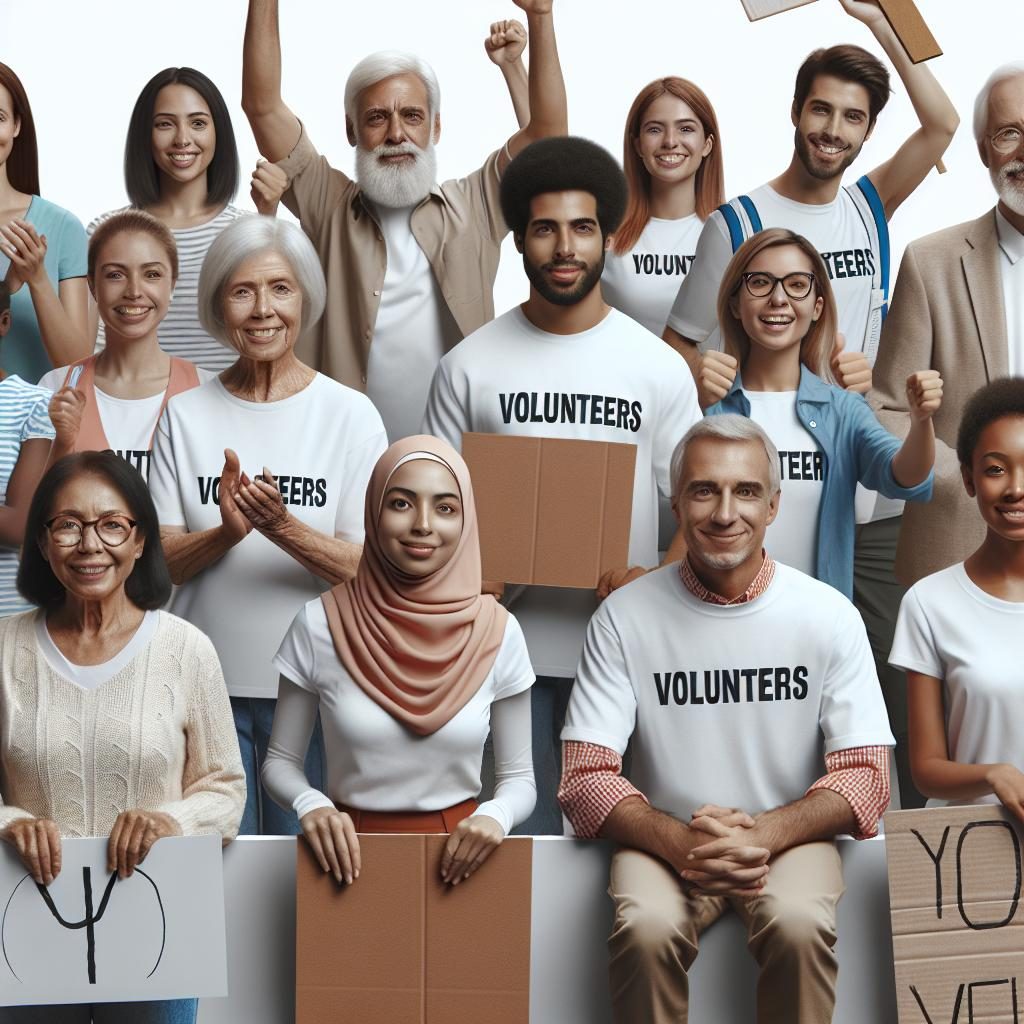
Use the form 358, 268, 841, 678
601, 78, 724, 338
0, 63, 90, 384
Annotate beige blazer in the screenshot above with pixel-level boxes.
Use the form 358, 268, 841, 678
871, 208, 1009, 586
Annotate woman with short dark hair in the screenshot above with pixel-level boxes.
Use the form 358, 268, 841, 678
0, 451, 244, 1024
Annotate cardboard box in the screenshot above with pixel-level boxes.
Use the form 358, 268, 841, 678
295, 835, 533, 1024
740, 0, 817, 20
884, 805, 1024, 1023
461, 433, 636, 589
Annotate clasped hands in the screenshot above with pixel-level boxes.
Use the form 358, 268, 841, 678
678, 803, 771, 898
218, 447, 290, 542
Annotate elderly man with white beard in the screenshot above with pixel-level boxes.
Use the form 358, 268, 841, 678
242, 0, 567, 441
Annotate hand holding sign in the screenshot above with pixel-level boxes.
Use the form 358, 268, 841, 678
1, 819, 62, 886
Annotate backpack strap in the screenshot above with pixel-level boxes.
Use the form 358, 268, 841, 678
717, 195, 763, 253
851, 174, 890, 309
737, 195, 763, 235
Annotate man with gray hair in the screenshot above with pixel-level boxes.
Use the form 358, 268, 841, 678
870, 62, 1024, 806
242, 0, 567, 441
558, 414, 894, 1024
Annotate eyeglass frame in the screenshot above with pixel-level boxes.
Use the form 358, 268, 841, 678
988, 126, 1024, 155
43, 513, 139, 548
737, 271, 817, 301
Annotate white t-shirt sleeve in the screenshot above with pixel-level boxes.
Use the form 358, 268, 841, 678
560, 608, 637, 755
492, 613, 536, 700
889, 587, 943, 679
474, 688, 536, 834
149, 409, 186, 528
819, 599, 896, 754
421, 359, 468, 452
37, 366, 67, 392
665, 212, 732, 343
654, 362, 701, 500
272, 603, 320, 693
334, 426, 388, 543
24, 393, 55, 441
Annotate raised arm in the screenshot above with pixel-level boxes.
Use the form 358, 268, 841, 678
0, 437, 50, 548
501, 0, 568, 169
242, 0, 302, 162
838, 0, 959, 218
486, 19, 529, 130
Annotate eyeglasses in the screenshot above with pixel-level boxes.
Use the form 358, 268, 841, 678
739, 271, 816, 300
990, 127, 1024, 154
44, 514, 138, 548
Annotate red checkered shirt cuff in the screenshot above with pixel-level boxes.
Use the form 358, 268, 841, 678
807, 745, 891, 839
557, 740, 648, 839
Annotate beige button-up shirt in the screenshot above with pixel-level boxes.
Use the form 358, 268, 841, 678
278, 126, 507, 391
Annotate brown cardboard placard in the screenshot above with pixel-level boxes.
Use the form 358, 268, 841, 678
462, 433, 637, 589
884, 805, 1024, 1023
740, 0, 818, 20
295, 835, 533, 1024
877, 0, 942, 63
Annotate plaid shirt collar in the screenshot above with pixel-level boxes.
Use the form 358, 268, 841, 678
679, 553, 776, 606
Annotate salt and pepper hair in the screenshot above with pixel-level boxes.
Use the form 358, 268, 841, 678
344, 51, 441, 125
974, 61, 1024, 142
197, 216, 326, 348
670, 415, 782, 501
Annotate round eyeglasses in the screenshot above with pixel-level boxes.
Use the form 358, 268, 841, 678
44, 514, 138, 548
739, 271, 816, 300
990, 127, 1024, 155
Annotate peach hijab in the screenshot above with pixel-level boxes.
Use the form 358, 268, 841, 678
320, 435, 508, 736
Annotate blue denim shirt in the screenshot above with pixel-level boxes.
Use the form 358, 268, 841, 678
705, 365, 933, 597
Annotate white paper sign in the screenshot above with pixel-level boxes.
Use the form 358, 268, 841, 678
741, 0, 819, 20
0, 835, 228, 1006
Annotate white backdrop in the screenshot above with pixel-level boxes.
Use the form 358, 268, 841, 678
0, 0, 1020, 315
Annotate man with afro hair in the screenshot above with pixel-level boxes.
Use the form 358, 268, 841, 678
423, 136, 700, 834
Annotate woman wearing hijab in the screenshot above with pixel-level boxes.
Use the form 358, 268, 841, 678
263, 436, 536, 885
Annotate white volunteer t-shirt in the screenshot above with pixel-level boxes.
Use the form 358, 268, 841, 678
39, 364, 216, 482
366, 202, 461, 442
149, 375, 388, 698
667, 183, 880, 358
563, 562, 894, 817
423, 306, 701, 678
746, 391, 823, 577
996, 209, 1024, 379
274, 600, 534, 816
890, 562, 1024, 807
602, 215, 703, 336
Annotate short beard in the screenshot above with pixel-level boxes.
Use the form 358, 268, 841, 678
991, 160, 1024, 217
356, 139, 437, 209
523, 252, 606, 307
793, 128, 861, 182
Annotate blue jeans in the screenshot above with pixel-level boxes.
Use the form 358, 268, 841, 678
0, 999, 196, 1023
231, 696, 325, 835
511, 676, 572, 836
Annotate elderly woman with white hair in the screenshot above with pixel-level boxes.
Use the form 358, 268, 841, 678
149, 215, 387, 835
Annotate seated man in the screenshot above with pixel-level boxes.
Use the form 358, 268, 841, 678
559, 414, 894, 1024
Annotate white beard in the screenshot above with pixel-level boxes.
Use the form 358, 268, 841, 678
991, 160, 1024, 217
356, 140, 437, 209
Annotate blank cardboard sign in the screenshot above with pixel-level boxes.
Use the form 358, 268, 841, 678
295, 835, 532, 1024
740, 0, 817, 19
884, 805, 1024, 1023
462, 433, 636, 589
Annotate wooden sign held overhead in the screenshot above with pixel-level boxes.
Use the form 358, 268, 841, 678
884, 805, 1024, 1024
462, 433, 636, 590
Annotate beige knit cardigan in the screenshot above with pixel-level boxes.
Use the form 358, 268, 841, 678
0, 610, 245, 839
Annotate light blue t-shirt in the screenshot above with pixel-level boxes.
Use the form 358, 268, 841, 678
0, 196, 88, 383
0, 375, 54, 616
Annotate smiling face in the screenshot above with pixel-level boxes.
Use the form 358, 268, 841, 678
676, 436, 779, 575
377, 459, 464, 577
980, 74, 1024, 217
962, 415, 1024, 543
634, 92, 713, 188
41, 472, 144, 603
91, 230, 175, 343
221, 249, 303, 362
150, 83, 216, 187
0, 84, 20, 174
518, 190, 609, 307
730, 243, 824, 358
792, 74, 872, 181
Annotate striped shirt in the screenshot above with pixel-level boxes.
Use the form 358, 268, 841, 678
0, 377, 55, 617
89, 205, 246, 373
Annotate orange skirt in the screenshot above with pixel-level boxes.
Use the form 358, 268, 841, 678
335, 797, 478, 835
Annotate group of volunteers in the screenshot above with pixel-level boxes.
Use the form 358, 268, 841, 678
0, 0, 1020, 1020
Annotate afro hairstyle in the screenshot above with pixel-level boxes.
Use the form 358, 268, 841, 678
957, 378, 1024, 467
500, 136, 628, 240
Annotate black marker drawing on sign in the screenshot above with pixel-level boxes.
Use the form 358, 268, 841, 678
912, 826, 950, 919
956, 821, 1021, 930
1, 866, 166, 984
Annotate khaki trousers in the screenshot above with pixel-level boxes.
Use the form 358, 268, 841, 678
608, 841, 844, 1024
